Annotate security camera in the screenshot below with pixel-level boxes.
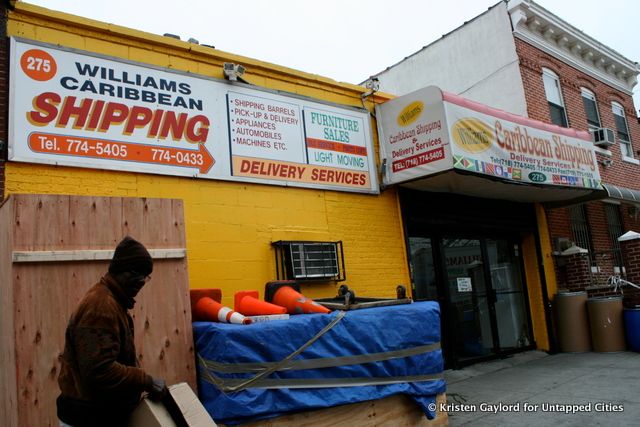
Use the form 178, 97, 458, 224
365, 77, 380, 92
361, 77, 380, 100
223, 62, 246, 82
598, 158, 613, 167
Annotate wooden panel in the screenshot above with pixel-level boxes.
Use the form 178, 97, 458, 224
119, 197, 185, 247
13, 261, 104, 427
138, 198, 185, 248
232, 393, 449, 427
68, 196, 123, 249
13, 194, 72, 251
3, 194, 195, 426
135, 258, 196, 387
0, 196, 18, 427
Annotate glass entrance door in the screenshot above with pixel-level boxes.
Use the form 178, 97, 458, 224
409, 235, 533, 367
442, 238, 496, 361
486, 239, 531, 349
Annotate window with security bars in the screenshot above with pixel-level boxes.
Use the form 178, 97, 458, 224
604, 203, 625, 268
542, 69, 568, 127
612, 102, 633, 158
569, 204, 594, 260
273, 240, 345, 281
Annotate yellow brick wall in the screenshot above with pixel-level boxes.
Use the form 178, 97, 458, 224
5, 3, 408, 306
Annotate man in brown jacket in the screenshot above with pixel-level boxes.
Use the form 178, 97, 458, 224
57, 236, 168, 427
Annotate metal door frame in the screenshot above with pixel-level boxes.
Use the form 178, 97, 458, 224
410, 232, 535, 369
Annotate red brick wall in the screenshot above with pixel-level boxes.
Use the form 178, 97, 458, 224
546, 208, 571, 241
515, 38, 640, 291
588, 202, 614, 274
563, 253, 591, 290
515, 38, 640, 189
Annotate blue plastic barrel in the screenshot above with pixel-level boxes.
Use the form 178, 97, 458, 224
624, 307, 640, 352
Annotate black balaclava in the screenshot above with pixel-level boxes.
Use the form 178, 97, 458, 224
109, 236, 153, 276
108, 236, 153, 303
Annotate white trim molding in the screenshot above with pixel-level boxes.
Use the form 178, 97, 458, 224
508, 0, 639, 95
12, 248, 186, 263
622, 155, 640, 165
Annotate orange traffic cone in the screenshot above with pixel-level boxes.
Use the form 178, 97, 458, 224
266, 282, 331, 314
190, 288, 222, 309
234, 290, 287, 316
194, 296, 252, 324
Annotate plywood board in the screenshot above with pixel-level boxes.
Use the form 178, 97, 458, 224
68, 196, 123, 249
2, 194, 195, 426
0, 196, 18, 427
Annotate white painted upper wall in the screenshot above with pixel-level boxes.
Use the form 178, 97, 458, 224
374, 2, 529, 117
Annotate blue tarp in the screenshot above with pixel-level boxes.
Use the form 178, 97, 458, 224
193, 301, 446, 425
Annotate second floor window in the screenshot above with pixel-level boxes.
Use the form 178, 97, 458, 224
581, 88, 601, 130
612, 102, 633, 158
542, 68, 568, 127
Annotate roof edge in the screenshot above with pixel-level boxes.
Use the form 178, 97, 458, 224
508, 0, 638, 94
12, 1, 385, 99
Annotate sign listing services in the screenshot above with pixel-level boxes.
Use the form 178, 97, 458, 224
446, 99, 601, 189
376, 86, 602, 190
375, 86, 451, 186
9, 38, 377, 194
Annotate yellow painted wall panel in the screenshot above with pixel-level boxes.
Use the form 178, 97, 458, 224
522, 232, 549, 350
84, 38, 130, 60
207, 223, 261, 243
535, 204, 558, 299
7, 20, 37, 39
236, 187, 279, 208
244, 74, 268, 88
128, 46, 171, 67
197, 62, 221, 79
264, 78, 297, 94
168, 54, 199, 73
34, 26, 86, 50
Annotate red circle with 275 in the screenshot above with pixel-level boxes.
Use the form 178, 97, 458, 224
20, 49, 57, 81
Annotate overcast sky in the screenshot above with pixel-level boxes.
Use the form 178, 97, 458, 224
26, 0, 640, 110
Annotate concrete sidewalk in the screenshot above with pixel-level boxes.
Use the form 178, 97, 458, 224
443, 351, 640, 426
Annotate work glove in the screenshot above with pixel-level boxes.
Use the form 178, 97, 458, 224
147, 376, 169, 402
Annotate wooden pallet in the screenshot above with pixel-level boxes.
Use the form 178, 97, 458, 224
229, 393, 449, 427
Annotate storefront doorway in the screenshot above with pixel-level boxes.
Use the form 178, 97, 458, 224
409, 235, 532, 367
400, 189, 536, 368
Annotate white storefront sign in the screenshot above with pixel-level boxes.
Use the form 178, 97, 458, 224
9, 38, 377, 194
376, 86, 602, 190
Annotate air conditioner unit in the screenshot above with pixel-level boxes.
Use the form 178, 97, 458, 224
591, 127, 616, 148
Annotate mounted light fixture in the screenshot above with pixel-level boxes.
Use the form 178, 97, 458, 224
223, 62, 246, 82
